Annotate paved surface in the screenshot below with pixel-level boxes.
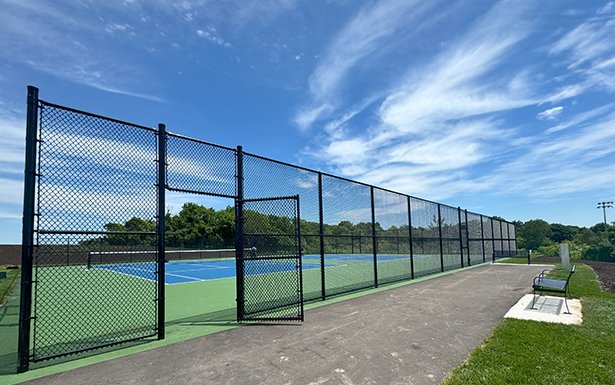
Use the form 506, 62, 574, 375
25, 264, 546, 385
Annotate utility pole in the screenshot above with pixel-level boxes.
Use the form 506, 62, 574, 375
597, 201, 613, 225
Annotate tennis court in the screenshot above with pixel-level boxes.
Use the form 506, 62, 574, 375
88, 257, 327, 285
86, 253, 452, 285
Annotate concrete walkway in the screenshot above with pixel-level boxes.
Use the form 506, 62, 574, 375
25, 264, 546, 385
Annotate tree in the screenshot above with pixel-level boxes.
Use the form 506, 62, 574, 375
549, 223, 577, 243
590, 222, 609, 234
607, 224, 615, 245
574, 228, 601, 246
520, 219, 551, 250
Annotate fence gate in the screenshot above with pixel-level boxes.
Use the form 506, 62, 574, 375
236, 196, 304, 321
18, 87, 162, 371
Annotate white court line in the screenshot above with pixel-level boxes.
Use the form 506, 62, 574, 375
90, 265, 158, 284
172, 268, 233, 274
165, 272, 206, 282
174, 264, 232, 270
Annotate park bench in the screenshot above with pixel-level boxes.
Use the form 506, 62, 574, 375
531, 265, 575, 314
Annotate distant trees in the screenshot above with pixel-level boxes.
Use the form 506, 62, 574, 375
166, 203, 234, 248
91, 203, 236, 249
91, 202, 615, 261
516, 219, 614, 261
519, 219, 551, 250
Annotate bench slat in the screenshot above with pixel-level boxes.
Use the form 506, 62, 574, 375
533, 278, 567, 290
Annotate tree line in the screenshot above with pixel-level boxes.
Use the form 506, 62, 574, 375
91, 203, 470, 254
516, 219, 615, 262
94, 204, 615, 262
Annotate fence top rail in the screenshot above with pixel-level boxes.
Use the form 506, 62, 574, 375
166, 131, 237, 152
244, 151, 318, 174
39, 100, 157, 133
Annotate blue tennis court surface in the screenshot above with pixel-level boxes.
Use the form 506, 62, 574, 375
90, 253, 415, 285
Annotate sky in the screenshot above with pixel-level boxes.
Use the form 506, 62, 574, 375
0, 0, 614, 244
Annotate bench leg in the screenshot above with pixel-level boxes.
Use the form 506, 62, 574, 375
563, 287, 571, 314
563, 296, 570, 314
531, 289, 537, 310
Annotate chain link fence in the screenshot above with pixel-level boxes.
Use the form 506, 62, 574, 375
30, 100, 159, 362
19, 88, 517, 370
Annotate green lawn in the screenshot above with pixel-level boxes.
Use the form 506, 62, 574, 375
442, 264, 615, 385
494, 256, 530, 264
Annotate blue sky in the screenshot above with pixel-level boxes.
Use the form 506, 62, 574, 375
0, 0, 614, 244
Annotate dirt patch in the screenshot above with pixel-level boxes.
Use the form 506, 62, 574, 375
530, 256, 615, 294
583, 261, 615, 293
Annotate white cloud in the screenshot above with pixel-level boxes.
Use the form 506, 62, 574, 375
546, 104, 611, 133
0, 1, 165, 102
300, 0, 614, 206
295, 0, 441, 128
479, 113, 615, 197
548, 10, 615, 94
303, 0, 538, 201
196, 26, 231, 47
0, 116, 25, 172
598, 1, 614, 14
537, 106, 564, 120
0, 177, 23, 206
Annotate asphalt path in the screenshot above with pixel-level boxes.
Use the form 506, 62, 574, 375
25, 264, 546, 385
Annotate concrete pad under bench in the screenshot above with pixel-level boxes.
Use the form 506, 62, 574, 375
504, 294, 582, 325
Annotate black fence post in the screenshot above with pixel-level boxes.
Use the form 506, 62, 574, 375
507, 222, 512, 253
18, 85, 39, 373
370, 187, 378, 287
457, 207, 464, 268
318, 172, 325, 300
499, 220, 504, 256
437, 204, 444, 272
407, 196, 414, 279
491, 218, 496, 263
295, 195, 304, 322
235, 146, 244, 321
156, 123, 166, 340
480, 215, 486, 263
464, 209, 470, 266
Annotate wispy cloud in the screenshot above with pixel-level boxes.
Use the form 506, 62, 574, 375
0, 177, 23, 206
196, 25, 232, 47
0, 1, 165, 101
546, 104, 611, 134
298, 0, 614, 206
548, 5, 615, 93
302, 0, 538, 200
537, 106, 564, 120
0, 116, 25, 174
483, 112, 615, 197
295, 0, 442, 129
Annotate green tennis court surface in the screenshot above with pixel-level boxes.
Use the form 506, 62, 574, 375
0, 252, 487, 377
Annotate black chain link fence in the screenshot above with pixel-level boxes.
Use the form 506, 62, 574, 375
166, 133, 236, 198
20, 90, 518, 369
466, 211, 485, 264
240, 197, 303, 320
32, 101, 159, 362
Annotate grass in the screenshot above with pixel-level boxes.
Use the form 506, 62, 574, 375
442, 264, 615, 385
0, 267, 20, 307
494, 256, 530, 264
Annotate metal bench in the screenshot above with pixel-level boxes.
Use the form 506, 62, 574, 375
531, 265, 576, 314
